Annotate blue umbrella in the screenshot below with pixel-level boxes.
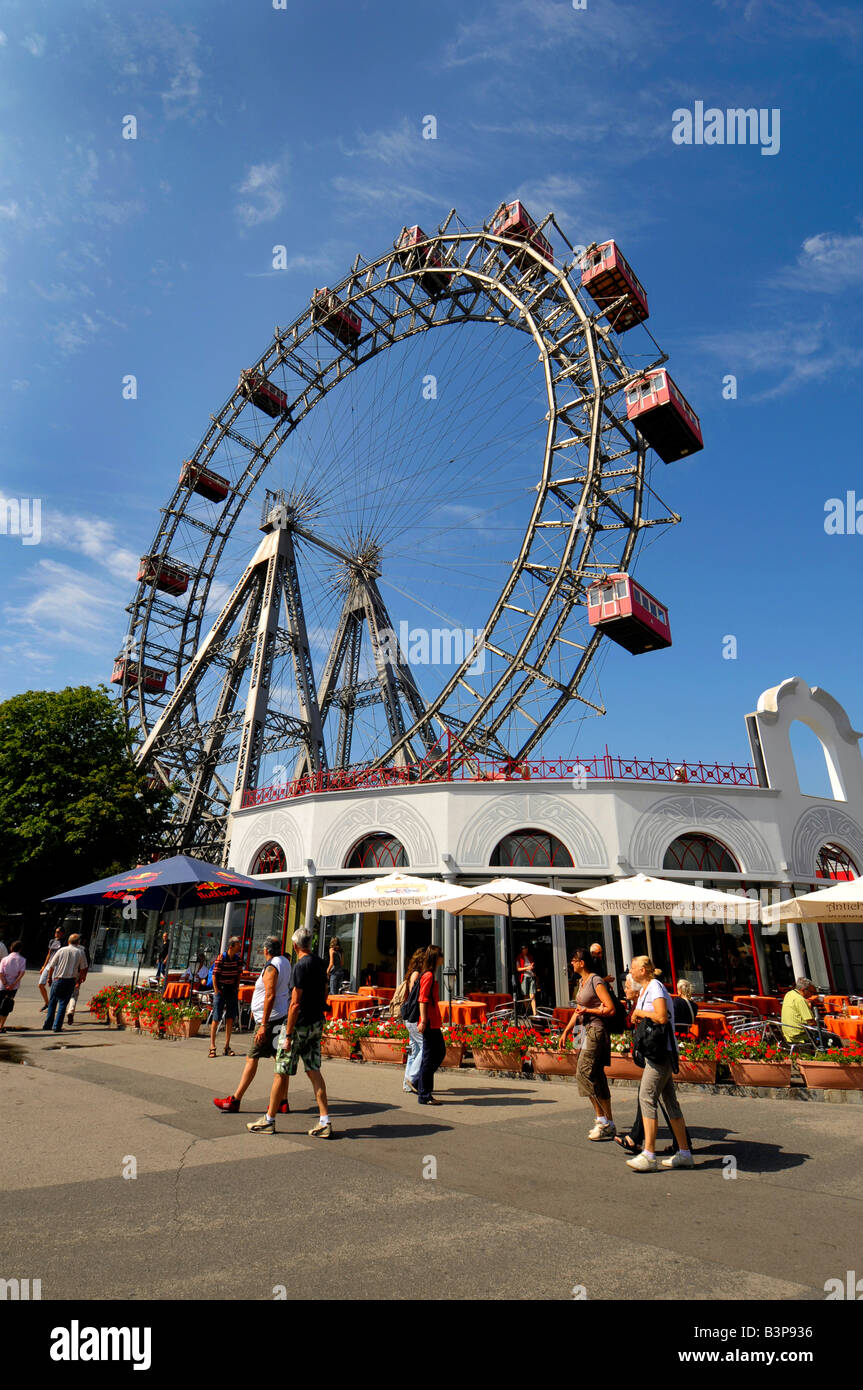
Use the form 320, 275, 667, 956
44, 854, 287, 911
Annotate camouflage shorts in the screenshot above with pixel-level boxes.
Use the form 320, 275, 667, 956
274, 1019, 323, 1076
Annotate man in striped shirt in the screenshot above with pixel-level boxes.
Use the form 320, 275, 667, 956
209, 937, 243, 1058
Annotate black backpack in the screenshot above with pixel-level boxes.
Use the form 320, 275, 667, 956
401, 976, 422, 1024
602, 979, 628, 1034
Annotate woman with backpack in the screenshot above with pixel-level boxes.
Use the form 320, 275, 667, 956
625, 955, 694, 1173
399, 948, 426, 1094
559, 945, 617, 1141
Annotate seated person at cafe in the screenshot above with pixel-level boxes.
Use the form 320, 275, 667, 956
780, 977, 820, 1044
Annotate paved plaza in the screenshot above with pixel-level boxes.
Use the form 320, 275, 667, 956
1, 973, 860, 1303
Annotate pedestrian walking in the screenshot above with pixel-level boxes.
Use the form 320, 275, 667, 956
248, 927, 331, 1137
559, 946, 616, 1140
399, 948, 426, 1094
208, 937, 243, 1058
614, 972, 691, 1157
0, 942, 26, 1032
38, 928, 65, 1009
154, 931, 171, 986
417, 945, 446, 1106
516, 945, 538, 1016
626, 955, 693, 1172
213, 937, 292, 1114
64, 941, 89, 1023
42, 934, 88, 1033
327, 935, 346, 996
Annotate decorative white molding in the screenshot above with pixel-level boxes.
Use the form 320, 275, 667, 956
455, 792, 607, 868
316, 797, 436, 871
230, 810, 304, 876
790, 806, 863, 878
628, 795, 773, 874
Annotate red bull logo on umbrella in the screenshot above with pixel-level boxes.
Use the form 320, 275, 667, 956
107, 871, 160, 889
196, 882, 240, 900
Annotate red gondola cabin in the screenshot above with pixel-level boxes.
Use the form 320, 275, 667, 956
587, 574, 671, 654
396, 226, 449, 295
625, 369, 703, 464
111, 659, 168, 694
489, 201, 554, 269
580, 241, 649, 332
238, 370, 288, 419
180, 460, 229, 503
137, 556, 190, 596
311, 288, 362, 346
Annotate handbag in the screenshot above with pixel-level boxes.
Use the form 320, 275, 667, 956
631, 1016, 671, 1068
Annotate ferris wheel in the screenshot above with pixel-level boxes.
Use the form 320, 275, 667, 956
115, 202, 689, 859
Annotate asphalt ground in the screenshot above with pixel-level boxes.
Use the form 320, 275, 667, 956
1, 972, 860, 1311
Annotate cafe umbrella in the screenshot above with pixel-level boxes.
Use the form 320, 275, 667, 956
44, 855, 287, 984
425, 878, 590, 1018
573, 873, 757, 965
760, 875, 863, 925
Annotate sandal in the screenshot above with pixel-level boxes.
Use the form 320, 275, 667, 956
208, 1047, 217, 1058
223, 1046, 236, 1057
613, 1134, 640, 1153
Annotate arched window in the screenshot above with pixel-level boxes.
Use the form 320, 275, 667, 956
491, 829, 574, 868
252, 842, 287, 874
663, 834, 739, 873
816, 843, 858, 881
345, 834, 407, 869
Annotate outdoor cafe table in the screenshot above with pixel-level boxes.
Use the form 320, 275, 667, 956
238, 985, 255, 1004
553, 1007, 576, 1028
822, 995, 851, 1015
328, 994, 384, 1021
439, 1000, 487, 1025
824, 1015, 863, 1043
689, 1010, 731, 1041
359, 985, 395, 1001
162, 982, 191, 1002
732, 995, 780, 1017
467, 992, 511, 1012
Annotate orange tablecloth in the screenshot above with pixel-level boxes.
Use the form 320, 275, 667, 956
822, 995, 850, 1015
163, 982, 191, 1001
439, 1000, 487, 1025
359, 985, 395, 1000
689, 1010, 731, 1040
824, 1015, 863, 1042
238, 985, 255, 1004
328, 994, 384, 1021
553, 1007, 577, 1027
732, 995, 780, 1016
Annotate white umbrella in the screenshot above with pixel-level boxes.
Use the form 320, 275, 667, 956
573, 873, 757, 959
761, 876, 863, 925
317, 872, 466, 916
425, 877, 591, 1015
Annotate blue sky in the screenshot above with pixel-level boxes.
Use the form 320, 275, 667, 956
1, 0, 861, 793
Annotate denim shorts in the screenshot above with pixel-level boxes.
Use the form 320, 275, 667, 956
212, 989, 238, 1022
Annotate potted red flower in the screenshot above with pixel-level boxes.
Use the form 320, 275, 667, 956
463, 1022, 529, 1071
675, 1035, 721, 1085
526, 1028, 581, 1076
358, 1018, 408, 1064
440, 1025, 466, 1069
796, 1042, 863, 1090
322, 1019, 358, 1059
722, 1033, 793, 1088
605, 1033, 642, 1081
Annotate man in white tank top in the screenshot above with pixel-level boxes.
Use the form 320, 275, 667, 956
214, 937, 293, 1114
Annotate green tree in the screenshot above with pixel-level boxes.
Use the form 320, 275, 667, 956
0, 686, 173, 944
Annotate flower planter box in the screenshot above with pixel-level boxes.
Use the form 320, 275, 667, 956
676, 1060, 717, 1085
116, 1009, 138, 1030
528, 1048, 580, 1076
797, 1061, 863, 1090
729, 1061, 793, 1088
471, 1048, 524, 1071
359, 1039, 406, 1065
174, 1017, 203, 1039
322, 1037, 354, 1060
605, 1054, 642, 1081
440, 1044, 465, 1069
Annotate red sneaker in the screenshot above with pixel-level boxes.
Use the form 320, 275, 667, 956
213, 1095, 239, 1113
278, 1101, 290, 1114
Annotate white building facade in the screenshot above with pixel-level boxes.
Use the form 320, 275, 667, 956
224, 678, 863, 1002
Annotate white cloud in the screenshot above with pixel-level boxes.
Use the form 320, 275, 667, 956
0, 32, 7, 46
42, 508, 139, 584
11, 379, 30, 392
6, 559, 120, 654
773, 227, 863, 293
696, 318, 863, 399
341, 118, 420, 166
331, 176, 442, 210
0, 201, 20, 221
50, 313, 101, 355
21, 33, 46, 58
441, 0, 659, 69
234, 160, 287, 227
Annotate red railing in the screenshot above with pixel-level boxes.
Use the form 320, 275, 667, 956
242, 747, 759, 808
